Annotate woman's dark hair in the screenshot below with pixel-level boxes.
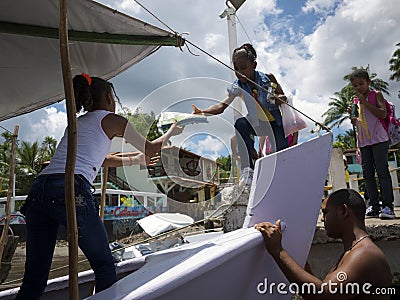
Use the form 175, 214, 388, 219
349, 69, 370, 83
72, 75, 112, 113
232, 43, 257, 62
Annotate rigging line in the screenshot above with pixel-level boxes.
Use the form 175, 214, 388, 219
236, 14, 252, 44
133, 0, 175, 33
0, 125, 14, 135
132, 0, 330, 132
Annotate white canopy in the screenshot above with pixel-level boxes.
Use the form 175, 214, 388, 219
0, 0, 181, 121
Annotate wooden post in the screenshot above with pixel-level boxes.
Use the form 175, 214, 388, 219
100, 167, 109, 221
0, 125, 19, 261
59, 0, 79, 299
86, 166, 109, 296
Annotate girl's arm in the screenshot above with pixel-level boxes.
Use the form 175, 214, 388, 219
102, 153, 149, 167
192, 94, 235, 116
101, 114, 183, 158
357, 91, 387, 119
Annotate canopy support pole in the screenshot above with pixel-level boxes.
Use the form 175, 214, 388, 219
59, 0, 79, 299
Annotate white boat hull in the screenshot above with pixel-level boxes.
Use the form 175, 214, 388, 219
88, 133, 332, 300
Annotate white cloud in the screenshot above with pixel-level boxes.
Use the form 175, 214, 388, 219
182, 135, 226, 160
0, 107, 67, 144
264, 0, 400, 125
302, 0, 340, 15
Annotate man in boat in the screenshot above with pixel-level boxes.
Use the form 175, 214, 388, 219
255, 189, 393, 299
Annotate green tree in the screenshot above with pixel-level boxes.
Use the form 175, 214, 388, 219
119, 107, 162, 141
216, 155, 232, 181
0, 131, 16, 196
40, 136, 57, 162
322, 86, 355, 128
332, 129, 356, 149
16, 141, 41, 194
389, 42, 400, 98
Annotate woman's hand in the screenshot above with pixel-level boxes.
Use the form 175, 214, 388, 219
131, 153, 160, 166
168, 120, 184, 136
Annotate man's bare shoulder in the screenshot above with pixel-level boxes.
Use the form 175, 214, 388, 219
337, 240, 392, 286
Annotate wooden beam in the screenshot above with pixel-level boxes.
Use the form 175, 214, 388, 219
59, 0, 79, 299
0, 21, 184, 47
100, 167, 109, 221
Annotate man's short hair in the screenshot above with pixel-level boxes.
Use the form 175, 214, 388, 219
328, 189, 366, 220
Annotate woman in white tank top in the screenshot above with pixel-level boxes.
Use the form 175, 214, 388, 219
17, 74, 183, 299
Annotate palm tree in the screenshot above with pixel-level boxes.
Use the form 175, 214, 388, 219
0, 132, 14, 196
41, 136, 57, 162
17, 141, 41, 176
389, 42, 400, 98
322, 86, 355, 128
0, 161, 9, 196
333, 129, 356, 149
16, 141, 41, 194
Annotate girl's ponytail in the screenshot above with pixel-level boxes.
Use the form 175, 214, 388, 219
73, 74, 93, 113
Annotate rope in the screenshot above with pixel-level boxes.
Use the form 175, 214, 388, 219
0, 125, 14, 135
133, 0, 175, 33
132, 0, 330, 132
236, 14, 253, 45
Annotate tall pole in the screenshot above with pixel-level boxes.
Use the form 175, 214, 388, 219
220, 2, 243, 180
221, 6, 239, 82
59, 0, 79, 298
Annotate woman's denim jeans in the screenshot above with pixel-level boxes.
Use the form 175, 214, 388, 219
360, 141, 394, 209
16, 174, 116, 300
234, 117, 288, 169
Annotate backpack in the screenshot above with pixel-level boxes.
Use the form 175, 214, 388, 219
370, 90, 400, 146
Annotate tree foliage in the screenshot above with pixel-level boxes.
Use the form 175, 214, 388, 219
322, 86, 354, 128
216, 155, 232, 180
0, 134, 58, 196
41, 136, 57, 162
332, 129, 356, 149
389, 42, 400, 99
119, 107, 162, 141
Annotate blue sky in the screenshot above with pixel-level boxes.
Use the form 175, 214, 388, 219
1, 0, 399, 160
